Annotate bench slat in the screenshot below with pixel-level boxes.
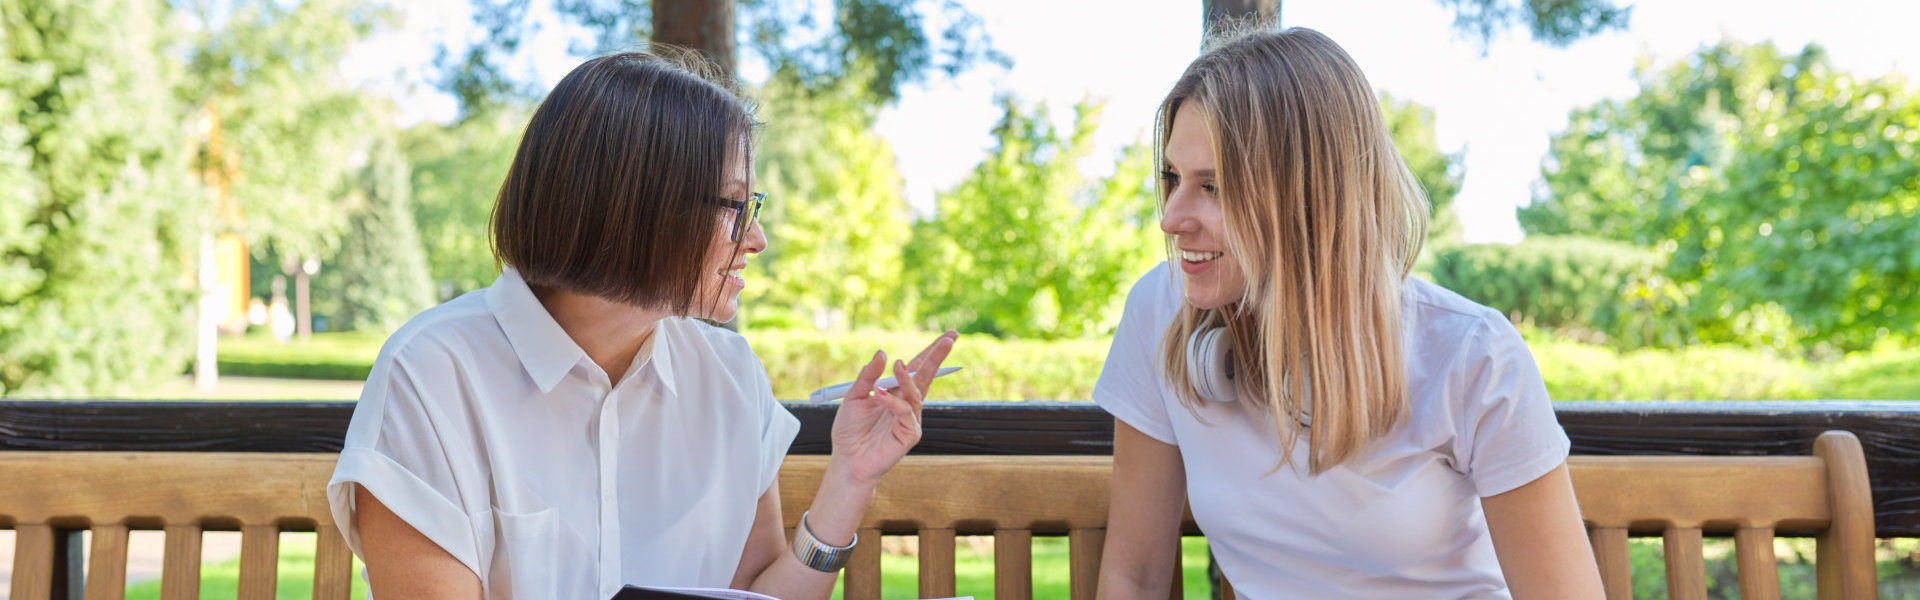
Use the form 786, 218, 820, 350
160, 524, 202, 600
314, 524, 354, 600
1589, 526, 1630, 600
84, 524, 131, 600
12, 523, 54, 600
1068, 528, 1103, 600
1735, 527, 1780, 600
843, 528, 882, 600
237, 524, 279, 600
1663, 527, 1707, 600
918, 528, 956, 598
993, 529, 1031, 600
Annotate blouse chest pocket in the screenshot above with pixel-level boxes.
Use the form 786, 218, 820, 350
488, 507, 557, 599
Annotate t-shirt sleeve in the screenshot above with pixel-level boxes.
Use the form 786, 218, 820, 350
1093, 265, 1179, 445
1450, 315, 1572, 498
327, 342, 482, 575
754, 362, 801, 495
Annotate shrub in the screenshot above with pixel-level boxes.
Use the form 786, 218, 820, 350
1430, 236, 1678, 349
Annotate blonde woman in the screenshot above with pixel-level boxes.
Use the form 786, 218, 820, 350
1094, 28, 1604, 599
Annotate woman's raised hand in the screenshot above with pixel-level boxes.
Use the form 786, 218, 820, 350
829, 330, 959, 486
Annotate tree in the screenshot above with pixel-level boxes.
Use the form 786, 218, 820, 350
1526, 41, 1920, 351
1202, 0, 1629, 48
327, 138, 436, 333
743, 70, 912, 331
447, 0, 1005, 116
0, 0, 201, 394
1381, 93, 1465, 248
906, 99, 1161, 339
403, 109, 527, 297
178, 0, 390, 264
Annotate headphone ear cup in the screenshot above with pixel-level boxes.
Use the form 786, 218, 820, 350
1186, 326, 1234, 403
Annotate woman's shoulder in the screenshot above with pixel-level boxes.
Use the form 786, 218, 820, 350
373, 290, 508, 370
1403, 276, 1514, 348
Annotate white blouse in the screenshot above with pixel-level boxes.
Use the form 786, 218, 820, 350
328, 268, 801, 599
1095, 263, 1570, 600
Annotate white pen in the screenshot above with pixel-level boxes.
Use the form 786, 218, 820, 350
807, 366, 962, 402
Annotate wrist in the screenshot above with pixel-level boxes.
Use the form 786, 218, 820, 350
825, 453, 885, 490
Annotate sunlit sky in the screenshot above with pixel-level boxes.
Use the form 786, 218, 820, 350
343, 0, 1920, 243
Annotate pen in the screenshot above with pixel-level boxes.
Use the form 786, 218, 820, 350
807, 366, 962, 402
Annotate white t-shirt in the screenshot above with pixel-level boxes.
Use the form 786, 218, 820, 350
1094, 263, 1569, 600
328, 268, 801, 599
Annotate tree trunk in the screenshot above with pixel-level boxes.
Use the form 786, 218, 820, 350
1202, 0, 1281, 37
653, 0, 737, 76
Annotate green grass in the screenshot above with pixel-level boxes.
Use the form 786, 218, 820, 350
122, 533, 367, 600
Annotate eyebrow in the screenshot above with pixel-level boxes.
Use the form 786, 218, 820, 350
1162, 165, 1216, 179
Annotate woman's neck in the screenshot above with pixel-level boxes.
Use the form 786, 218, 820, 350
531, 286, 668, 386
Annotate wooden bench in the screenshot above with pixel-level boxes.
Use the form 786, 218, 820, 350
1, 431, 1877, 599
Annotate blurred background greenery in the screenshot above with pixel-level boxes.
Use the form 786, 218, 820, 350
0, 1, 1914, 402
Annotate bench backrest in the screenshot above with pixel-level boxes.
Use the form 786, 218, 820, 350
1, 431, 1876, 600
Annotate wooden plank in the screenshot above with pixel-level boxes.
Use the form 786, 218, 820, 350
84, 524, 131, 600
237, 525, 279, 600
313, 525, 354, 600
779, 456, 1115, 531
160, 524, 202, 600
917, 528, 956, 599
1589, 527, 1630, 600
1569, 455, 1830, 531
993, 529, 1031, 600
12, 523, 54, 600
1663, 527, 1707, 600
842, 528, 882, 600
0, 453, 339, 525
1067, 528, 1103, 600
1219, 575, 1235, 600
1734, 527, 1780, 600
6, 400, 1918, 537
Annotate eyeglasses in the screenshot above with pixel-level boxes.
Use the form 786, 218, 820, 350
714, 192, 766, 242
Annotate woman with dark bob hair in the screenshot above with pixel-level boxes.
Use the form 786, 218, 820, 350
327, 49, 957, 599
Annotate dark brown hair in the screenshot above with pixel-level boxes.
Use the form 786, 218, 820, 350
491, 49, 755, 312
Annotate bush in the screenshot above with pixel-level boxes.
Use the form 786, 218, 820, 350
1431, 237, 1677, 349
741, 329, 1110, 401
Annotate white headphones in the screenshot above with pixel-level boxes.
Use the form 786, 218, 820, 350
1186, 323, 1237, 403
1185, 317, 1311, 425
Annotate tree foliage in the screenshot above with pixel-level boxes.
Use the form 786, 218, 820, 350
1432, 0, 1630, 49
905, 99, 1162, 339
743, 70, 912, 330
327, 138, 435, 333
1382, 93, 1464, 248
402, 109, 526, 296
0, 0, 201, 394
1525, 41, 1920, 351
448, 0, 1005, 116
177, 0, 388, 262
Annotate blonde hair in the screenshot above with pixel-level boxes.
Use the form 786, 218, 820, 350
1156, 27, 1429, 474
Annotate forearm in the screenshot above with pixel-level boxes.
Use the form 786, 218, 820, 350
744, 459, 876, 600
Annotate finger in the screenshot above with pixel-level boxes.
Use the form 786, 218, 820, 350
843, 350, 887, 400
912, 333, 958, 391
905, 330, 958, 373
892, 359, 925, 413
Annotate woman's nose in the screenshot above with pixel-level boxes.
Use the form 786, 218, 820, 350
1161, 188, 1198, 235
742, 218, 768, 254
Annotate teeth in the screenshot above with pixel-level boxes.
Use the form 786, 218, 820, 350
1180, 250, 1223, 262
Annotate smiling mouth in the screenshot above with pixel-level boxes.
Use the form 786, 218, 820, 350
1180, 250, 1223, 263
